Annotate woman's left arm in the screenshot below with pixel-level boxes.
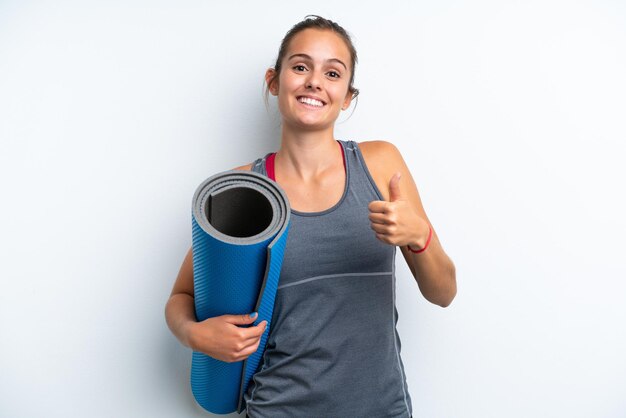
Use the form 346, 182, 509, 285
360, 140, 457, 307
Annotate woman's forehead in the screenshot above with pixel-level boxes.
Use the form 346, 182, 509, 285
286, 29, 351, 64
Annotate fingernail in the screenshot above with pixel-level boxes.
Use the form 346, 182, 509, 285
250, 312, 258, 319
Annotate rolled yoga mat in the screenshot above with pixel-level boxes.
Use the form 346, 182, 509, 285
190, 170, 290, 414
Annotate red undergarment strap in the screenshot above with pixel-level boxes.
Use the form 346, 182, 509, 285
266, 152, 276, 181
338, 140, 346, 172
266, 140, 345, 182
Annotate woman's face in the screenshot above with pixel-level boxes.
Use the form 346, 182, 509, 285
268, 28, 353, 131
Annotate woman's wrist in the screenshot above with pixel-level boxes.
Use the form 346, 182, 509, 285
407, 225, 433, 254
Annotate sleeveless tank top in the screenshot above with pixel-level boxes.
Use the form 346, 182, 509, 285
244, 140, 413, 418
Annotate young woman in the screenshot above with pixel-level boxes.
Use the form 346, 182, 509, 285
165, 15, 456, 418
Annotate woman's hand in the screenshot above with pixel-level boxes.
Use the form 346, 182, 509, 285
186, 313, 267, 363
368, 172, 431, 249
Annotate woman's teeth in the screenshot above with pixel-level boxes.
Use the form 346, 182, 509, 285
298, 97, 324, 107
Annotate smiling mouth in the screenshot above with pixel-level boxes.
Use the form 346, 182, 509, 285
297, 96, 325, 107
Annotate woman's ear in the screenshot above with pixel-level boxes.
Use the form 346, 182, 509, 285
342, 91, 353, 110
265, 68, 279, 96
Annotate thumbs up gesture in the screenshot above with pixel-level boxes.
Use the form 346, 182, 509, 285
368, 172, 429, 248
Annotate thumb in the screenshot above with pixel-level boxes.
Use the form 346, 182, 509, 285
225, 312, 258, 325
388, 172, 402, 202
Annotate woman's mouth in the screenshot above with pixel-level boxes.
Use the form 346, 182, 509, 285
297, 96, 325, 107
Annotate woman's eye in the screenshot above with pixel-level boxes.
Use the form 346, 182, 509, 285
293, 65, 307, 72
327, 71, 340, 78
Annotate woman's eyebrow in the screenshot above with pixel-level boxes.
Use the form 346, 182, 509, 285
287, 53, 347, 70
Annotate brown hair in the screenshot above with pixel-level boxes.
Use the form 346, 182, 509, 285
265, 15, 360, 105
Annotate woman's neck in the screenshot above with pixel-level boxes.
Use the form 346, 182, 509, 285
276, 126, 340, 181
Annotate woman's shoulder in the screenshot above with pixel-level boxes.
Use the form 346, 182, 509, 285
353, 140, 407, 201
355, 140, 404, 174
356, 140, 402, 160
231, 150, 276, 171
231, 163, 253, 171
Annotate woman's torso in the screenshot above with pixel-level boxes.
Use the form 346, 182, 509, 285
244, 140, 413, 418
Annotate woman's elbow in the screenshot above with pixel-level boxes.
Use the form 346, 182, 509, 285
434, 266, 457, 307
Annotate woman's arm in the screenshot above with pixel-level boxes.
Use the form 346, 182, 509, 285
165, 246, 267, 361
165, 247, 198, 348
359, 141, 457, 307
164, 163, 269, 362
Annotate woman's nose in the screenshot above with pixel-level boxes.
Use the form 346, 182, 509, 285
305, 71, 322, 90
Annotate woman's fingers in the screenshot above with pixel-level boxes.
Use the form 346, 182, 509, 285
368, 200, 388, 214
233, 337, 263, 362
369, 194, 428, 247
370, 222, 389, 234
368, 212, 387, 224
239, 320, 267, 342
230, 321, 266, 361
375, 233, 393, 244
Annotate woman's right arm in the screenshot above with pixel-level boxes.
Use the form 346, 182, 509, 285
164, 247, 267, 363
164, 246, 198, 349
164, 163, 267, 363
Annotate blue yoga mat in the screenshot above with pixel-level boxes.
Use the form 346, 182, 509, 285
190, 170, 290, 414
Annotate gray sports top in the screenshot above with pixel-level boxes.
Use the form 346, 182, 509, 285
244, 140, 413, 418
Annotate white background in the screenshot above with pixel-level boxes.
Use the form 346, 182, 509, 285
1, 1, 625, 417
